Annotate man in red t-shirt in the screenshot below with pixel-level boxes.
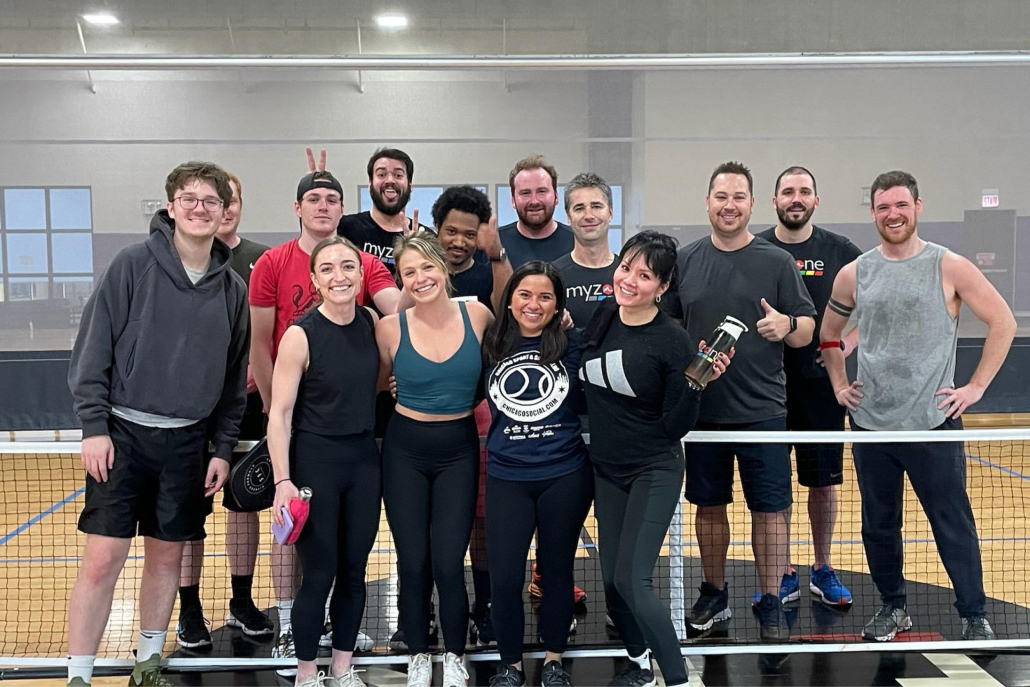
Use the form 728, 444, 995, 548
248, 170, 398, 674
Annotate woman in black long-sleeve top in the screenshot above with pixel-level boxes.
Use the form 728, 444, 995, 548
580, 231, 730, 687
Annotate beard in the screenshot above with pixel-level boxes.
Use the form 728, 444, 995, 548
370, 183, 411, 216
877, 219, 917, 245
516, 202, 556, 231
776, 203, 815, 231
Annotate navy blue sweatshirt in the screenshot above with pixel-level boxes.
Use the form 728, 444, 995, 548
484, 332, 589, 481
68, 210, 249, 458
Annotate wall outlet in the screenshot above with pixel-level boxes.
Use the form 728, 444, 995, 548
141, 199, 163, 216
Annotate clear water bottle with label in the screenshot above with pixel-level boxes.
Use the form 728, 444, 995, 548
685, 316, 748, 390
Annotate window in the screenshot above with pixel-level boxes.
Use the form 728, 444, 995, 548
1, 187, 94, 305
357, 185, 490, 224
497, 184, 625, 254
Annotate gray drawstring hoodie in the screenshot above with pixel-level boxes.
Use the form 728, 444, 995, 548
68, 210, 250, 458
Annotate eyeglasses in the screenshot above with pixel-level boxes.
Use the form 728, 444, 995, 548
174, 196, 225, 212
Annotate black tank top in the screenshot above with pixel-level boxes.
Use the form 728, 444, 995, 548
291, 307, 379, 436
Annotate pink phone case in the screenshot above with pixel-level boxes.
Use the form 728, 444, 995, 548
272, 506, 294, 545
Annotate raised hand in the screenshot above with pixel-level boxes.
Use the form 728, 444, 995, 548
305, 147, 327, 173
477, 215, 504, 260
756, 297, 790, 342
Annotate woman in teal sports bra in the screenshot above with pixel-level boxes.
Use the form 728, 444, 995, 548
375, 232, 494, 687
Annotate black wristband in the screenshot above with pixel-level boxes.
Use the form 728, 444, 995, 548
275, 478, 291, 486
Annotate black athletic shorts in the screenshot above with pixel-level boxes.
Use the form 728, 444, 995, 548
785, 373, 846, 488
78, 415, 209, 541
684, 417, 792, 513
221, 391, 268, 513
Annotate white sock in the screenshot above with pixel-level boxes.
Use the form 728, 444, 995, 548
136, 630, 166, 663
278, 599, 294, 633
630, 649, 651, 671
68, 655, 95, 684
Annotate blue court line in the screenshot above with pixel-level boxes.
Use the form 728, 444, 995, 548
0, 487, 85, 547
967, 453, 1030, 481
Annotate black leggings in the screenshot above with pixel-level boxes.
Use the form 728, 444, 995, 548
594, 453, 688, 686
291, 431, 382, 662
486, 463, 594, 665
382, 413, 479, 655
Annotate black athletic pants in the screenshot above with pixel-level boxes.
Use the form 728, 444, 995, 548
486, 462, 594, 665
594, 452, 689, 686
382, 413, 479, 655
291, 430, 382, 662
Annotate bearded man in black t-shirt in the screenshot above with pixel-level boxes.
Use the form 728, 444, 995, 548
756, 166, 862, 612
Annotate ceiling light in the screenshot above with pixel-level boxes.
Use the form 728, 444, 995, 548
82, 13, 120, 25
375, 13, 408, 29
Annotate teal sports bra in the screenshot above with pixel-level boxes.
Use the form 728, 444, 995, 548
394, 301, 482, 414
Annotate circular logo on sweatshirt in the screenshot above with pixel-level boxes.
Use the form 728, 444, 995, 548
488, 350, 569, 421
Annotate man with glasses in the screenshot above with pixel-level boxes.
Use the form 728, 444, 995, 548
67, 161, 249, 686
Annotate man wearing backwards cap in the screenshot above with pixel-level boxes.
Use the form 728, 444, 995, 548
248, 170, 400, 675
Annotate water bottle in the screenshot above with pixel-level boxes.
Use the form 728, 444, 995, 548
685, 316, 748, 390
285, 487, 313, 545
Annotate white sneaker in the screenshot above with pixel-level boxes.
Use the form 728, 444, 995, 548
327, 666, 366, 687
406, 653, 433, 687
274, 629, 298, 678
295, 670, 326, 687
442, 652, 469, 687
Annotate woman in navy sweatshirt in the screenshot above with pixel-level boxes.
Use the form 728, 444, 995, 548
580, 231, 730, 687
482, 261, 591, 687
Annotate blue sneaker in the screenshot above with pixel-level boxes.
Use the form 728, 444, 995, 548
751, 569, 800, 606
809, 565, 853, 607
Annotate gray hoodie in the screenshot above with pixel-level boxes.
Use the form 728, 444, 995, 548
68, 210, 249, 458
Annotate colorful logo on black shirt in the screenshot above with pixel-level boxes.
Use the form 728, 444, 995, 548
567, 282, 614, 302
796, 258, 824, 276
489, 350, 569, 421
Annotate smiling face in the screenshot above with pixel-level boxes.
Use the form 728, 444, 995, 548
311, 243, 363, 306
215, 178, 242, 241
398, 248, 448, 303
567, 186, 612, 247
510, 273, 558, 337
774, 172, 819, 231
511, 167, 558, 231
872, 185, 921, 245
437, 209, 480, 269
167, 178, 226, 240
369, 157, 412, 216
613, 251, 667, 309
295, 188, 344, 238
706, 172, 754, 240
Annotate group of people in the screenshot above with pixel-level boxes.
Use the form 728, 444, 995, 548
64, 148, 1016, 687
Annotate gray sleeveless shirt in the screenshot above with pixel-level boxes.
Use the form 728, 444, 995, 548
852, 242, 957, 431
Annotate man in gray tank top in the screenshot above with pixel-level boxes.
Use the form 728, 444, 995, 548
820, 171, 1016, 643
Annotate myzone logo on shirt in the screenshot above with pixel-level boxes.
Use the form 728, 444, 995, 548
364, 242, 395, 264
567, 282, 614, 302
489, 350, 569, 422
796, 258, 824, 276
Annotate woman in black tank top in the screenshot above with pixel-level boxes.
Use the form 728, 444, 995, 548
267, 236, 381, 687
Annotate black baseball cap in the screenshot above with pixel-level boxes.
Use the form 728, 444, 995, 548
296, 171, 344, 202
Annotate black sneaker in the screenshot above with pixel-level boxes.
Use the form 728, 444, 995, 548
541, 660, 572, 686
389, 613, 438, 650
225, 598, 274, 637
176, 604, 212, 648
755, 593, 788, 642
490, 664, 527, 687
607, 665, 656, 687
962, 616, 996, 641
688, 581, 731, 631
472, 605, 496, 646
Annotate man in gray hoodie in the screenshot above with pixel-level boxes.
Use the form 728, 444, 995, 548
65, 161, 249, 687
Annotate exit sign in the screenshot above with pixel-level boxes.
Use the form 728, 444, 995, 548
982, 188, 1000, 208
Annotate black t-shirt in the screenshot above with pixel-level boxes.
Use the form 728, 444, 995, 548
498, 221, 575, 268
337, 211, 433, 276
484, 332, 588, 481
664, 235, 817, 424
756, 226, 862, 379
581, 303, 701, 473
552, 253, 617, 330
228, 236, 269, 287
451, 256, 494, 314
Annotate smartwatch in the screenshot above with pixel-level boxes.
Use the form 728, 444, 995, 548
491, 246, 507, 263
788, 315, 797, 333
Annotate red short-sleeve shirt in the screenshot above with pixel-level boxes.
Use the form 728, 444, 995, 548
249, 238, 395, 360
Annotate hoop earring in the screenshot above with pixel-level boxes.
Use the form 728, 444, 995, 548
656, 294, 662, 303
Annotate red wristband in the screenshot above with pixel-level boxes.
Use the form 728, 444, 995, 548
818, 340, 842, 351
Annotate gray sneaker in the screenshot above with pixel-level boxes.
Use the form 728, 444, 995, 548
862, 604, 912, 641
962, 616, 996, 641
326, 666, 367, 687
67, 679, 91, 687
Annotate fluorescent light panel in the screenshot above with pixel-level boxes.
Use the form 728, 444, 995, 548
376, 13, 408, 28
82, 13, 120, 25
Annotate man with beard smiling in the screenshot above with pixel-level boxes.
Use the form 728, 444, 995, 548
820, 170, 1015, 642
663, 161, 816, 642
497, 154, 575, 268
755, 167, 861, 611
337, 148, 432, 275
